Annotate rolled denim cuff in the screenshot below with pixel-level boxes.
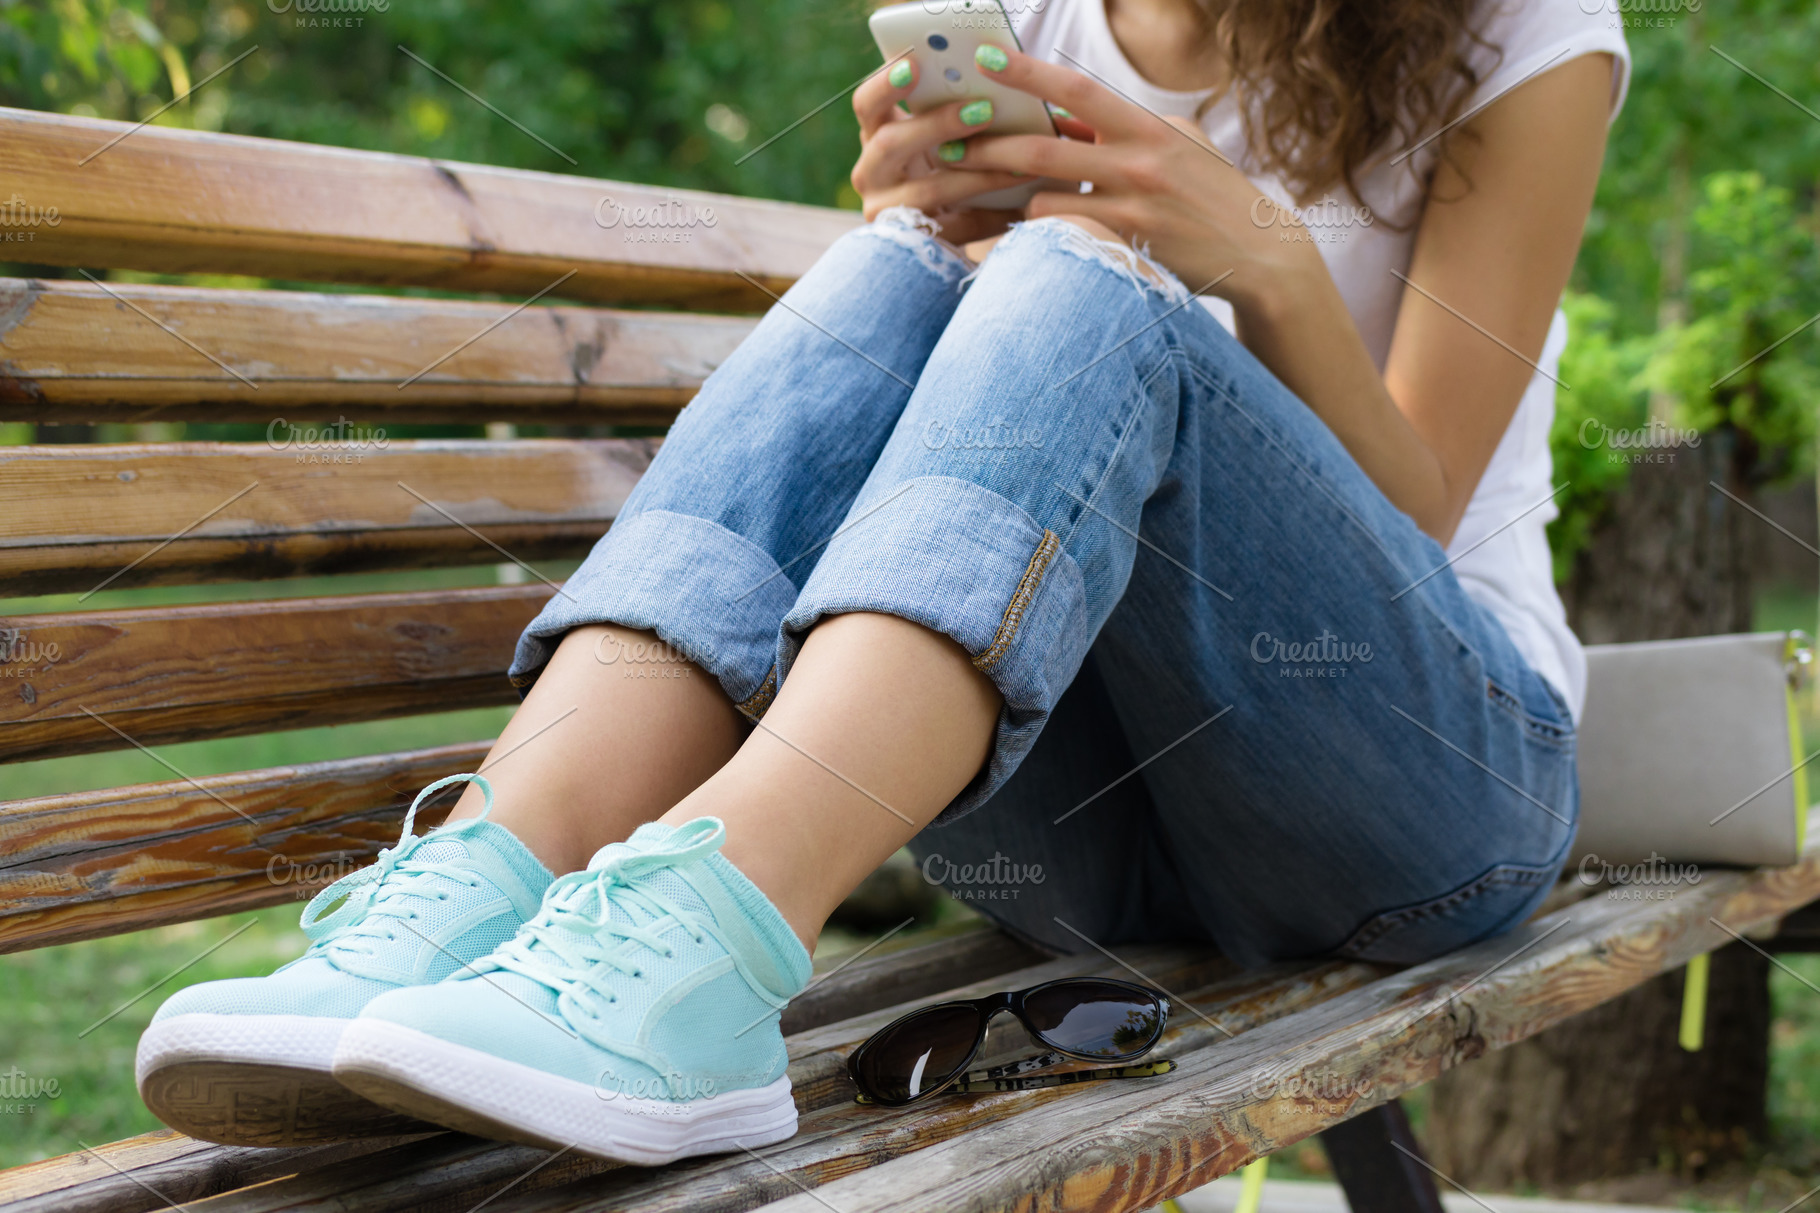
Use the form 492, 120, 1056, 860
508, 509, 798, 714
779, 475, 1090, 822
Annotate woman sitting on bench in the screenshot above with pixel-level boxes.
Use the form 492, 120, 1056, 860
136, 0, 1626, 1166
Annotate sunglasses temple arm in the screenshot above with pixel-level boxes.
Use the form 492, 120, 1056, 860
949, 1057, 1177, 1095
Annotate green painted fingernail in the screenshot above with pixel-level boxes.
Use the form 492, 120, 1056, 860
975, 45, 1009, 72
959, 99, 993, 127
888, 60, 913, 89
1051, 107, 1072, 120
937, 140, 966, 162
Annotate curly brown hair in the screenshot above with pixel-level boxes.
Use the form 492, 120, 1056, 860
1196, 0, 1498, 207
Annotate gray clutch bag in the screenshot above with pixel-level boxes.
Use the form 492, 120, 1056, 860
1573, 630, 1812, 868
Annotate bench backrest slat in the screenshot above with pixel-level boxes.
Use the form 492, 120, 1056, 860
5, 106, 859, 309
0, 279, 755, 425
0, 438, 653, 594
0, 741, 487, 953
0, 107, 853, 950
1, 585, 550, 764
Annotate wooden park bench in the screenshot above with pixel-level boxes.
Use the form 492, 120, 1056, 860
4, 103, 1820, 1213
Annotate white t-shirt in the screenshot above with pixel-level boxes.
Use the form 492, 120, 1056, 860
1012, 0, 1632, 719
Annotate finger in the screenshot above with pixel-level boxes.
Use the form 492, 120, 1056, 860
970, 42, 1143, 141
1161, 114, 1230, 164
1052, 111, 1099, 142
950, 131, 1102, 184
854, 53, 916, 141
1022, 189, 1135, 237
852, 98, 1001, 192
866, 167, 1031, 218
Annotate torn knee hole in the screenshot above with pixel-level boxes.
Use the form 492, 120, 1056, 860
1030, 216, 1188, 302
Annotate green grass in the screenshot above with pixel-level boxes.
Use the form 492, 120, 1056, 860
0, 905, 306, 1165
1769, 954, 1820, 1157
3, 579, 1818, 1181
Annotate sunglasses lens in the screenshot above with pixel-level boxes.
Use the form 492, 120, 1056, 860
854, 1005, 983, 1103
1023, 980, 1165, 1059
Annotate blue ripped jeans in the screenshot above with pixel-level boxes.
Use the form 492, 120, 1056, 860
511, 210, 1579, 969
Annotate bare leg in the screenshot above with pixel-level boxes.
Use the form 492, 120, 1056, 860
447, 614, 1001, 952
442, 624, 748, 876
662, 611, 1001, 951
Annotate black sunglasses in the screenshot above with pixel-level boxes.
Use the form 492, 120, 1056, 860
847, 976, 1175, 1106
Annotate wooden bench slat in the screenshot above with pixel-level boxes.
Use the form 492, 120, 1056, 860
39, 832, 1811, 1213
405, 958, 1354, 1213
0, 278, 752, 424
0, 585, 548, 765
0, 923, 1051, 1213
0, 1130, 430, 1213
1, 106, 857, 309
0, 742, 490, 953
127, 946, 1244, 1213
0, 439, 652, 595
747, 844, 1820, 1213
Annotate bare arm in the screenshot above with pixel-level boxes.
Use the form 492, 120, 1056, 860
1237, 55, 1615, 542
961, 49, 1615, 543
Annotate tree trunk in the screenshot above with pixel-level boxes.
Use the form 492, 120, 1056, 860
1426, 431, 1773, 1187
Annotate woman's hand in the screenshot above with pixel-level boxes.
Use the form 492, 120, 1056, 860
850, 56, 1032, 246
955, 45, 1322, 313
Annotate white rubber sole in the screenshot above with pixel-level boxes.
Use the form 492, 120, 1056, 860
136, 1013, 432, 1146
332, 1018, 798, 1165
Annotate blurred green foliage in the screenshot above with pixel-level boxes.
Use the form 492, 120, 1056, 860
1, 0, 1819, 1179
5, 0, 1819, 563
0, 0, 877, 207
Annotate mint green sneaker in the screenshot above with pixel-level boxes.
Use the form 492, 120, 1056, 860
135, 774, 552, 1147
332, 817, 812, 1165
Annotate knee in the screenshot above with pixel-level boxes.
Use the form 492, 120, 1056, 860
1044, 213, 1122, 244
968, 213, 1122, 266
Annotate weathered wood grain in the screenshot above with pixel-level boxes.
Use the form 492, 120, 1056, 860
0, 439, 652, 594
0, 1129, 429, 1213
32, 839, 1820, 1213
782, 923, 1047, 1037
0, 106, 856, 309
0, 585, 548, 764
748, 844, 1820, 1213
473, 958, 1362, 1213
0, 278, 753, 424
0, 930, 1175, 1213
123, 947, 1268, 1213
0, 742, 490, 953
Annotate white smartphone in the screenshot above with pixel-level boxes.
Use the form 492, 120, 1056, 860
868, 0, 1063, 211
